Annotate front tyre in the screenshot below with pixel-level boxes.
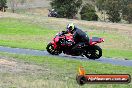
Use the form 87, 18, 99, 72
46, 43, 61, 55
85, 45, 102, 60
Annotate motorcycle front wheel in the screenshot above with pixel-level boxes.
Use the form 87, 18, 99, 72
85, 45, 102, 60
46, 43, 61, 55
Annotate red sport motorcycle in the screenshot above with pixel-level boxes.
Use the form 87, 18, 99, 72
46, 32, 104, 59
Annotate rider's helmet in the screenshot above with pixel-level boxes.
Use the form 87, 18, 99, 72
66, 23, 75, 33
51, 9, 55, 11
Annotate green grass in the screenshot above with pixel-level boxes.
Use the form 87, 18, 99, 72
0, 18, 56, 35
0, 18, 57, 50
103, 49, 132, 59
0, 52, 132, 88
0, 17, 132, 59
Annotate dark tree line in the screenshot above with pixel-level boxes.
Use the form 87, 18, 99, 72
51, 0, 132, 23
1, 0, 131, 23
96, 0, 132, 23
121, 0, 132, 23
0, 0, 7, 12
51, 0, 98, 21
51, 0, 82, 19
80, 3, 98, 21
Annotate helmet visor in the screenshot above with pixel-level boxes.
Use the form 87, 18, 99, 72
69, 26, 73, 30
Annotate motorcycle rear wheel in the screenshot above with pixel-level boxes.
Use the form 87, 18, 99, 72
85, 45, 102, 60
46, 43, 61, 55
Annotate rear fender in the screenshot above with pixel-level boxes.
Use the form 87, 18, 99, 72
90, 42, 97, 46
89, 37, 104, 46
99, 38, 104, 42
89, 38, 97, 45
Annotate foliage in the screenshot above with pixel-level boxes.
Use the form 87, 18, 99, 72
95, 0, 107, 21
0, 0, 7, 12
96, 0, 106, 11
122, 0, 132, 23
80, 3, 98, 21
104, 0, 122, 23
50, 0, 82, 18
96, 0, 132, 23
0, 0, 7, 7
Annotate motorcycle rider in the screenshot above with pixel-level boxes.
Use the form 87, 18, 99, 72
49, 9, 58, 17
61, 23, 89, 54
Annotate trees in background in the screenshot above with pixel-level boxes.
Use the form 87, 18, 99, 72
105, 0, 122, 23
50, 0, 82, 19
20, 0, 26, 5
96, 0, 122, 23
0, 0, 130, 23
96, 0, 132, 23
96, 0, 106, 21
122, 0, 132, 23
0, 0, 7, 12
8, 0, 23, 13
50, 0, 132, 23
80, 3, 98, 21
8, 0, 17, 13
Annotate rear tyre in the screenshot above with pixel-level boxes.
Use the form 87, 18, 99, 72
85, 45, 102, 60
46, 43, 61, 55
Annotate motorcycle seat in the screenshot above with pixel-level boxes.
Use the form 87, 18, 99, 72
91, 37, 100, 42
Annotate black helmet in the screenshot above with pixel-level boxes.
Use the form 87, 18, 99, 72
66, 23, 75, 32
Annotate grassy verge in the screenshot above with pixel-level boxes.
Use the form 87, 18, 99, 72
0, 18, 57, 50
0, 52, 132, 88
103, 49, 132, 59
0, 18, 132, 59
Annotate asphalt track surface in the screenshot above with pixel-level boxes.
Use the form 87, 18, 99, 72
0, 46, 132, 67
